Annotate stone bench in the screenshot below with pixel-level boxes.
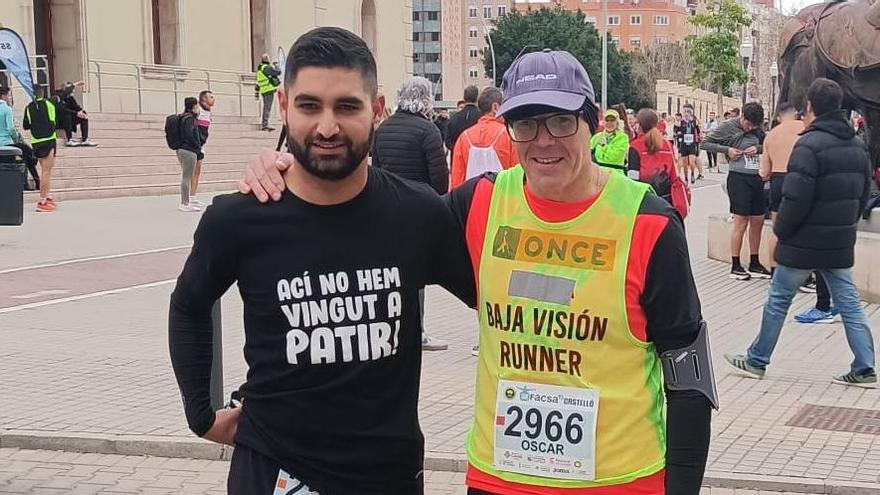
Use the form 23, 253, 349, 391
707, 213, 880, 303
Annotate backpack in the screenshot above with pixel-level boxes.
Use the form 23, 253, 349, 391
165, 113, 183, 150
627, 143, 691, 220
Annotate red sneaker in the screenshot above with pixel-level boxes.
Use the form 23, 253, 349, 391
36, 200, 56, 212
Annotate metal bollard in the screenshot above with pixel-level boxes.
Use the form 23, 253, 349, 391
209, 301, 224, 410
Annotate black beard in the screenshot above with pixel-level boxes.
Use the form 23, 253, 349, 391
289, 127, 373, 181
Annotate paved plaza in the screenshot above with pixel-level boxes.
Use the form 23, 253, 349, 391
2, 170, 880, 493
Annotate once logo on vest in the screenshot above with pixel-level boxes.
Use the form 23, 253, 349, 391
492, 226, 616, 271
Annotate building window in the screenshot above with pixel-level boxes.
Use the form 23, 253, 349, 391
469, 27, 479, 38
498, 5, 507, 16
152, 0, 181, 65
483, 6, 492, 18
413, 32, 420, 41
607, 15, 620, 25
413, 11, 420, 21
469, 6, 478, 17
630, 15, 641, 25
469, 66, 479, 78
654, 15, 669, 25
469, 46, 479, 58
630, 36, 641, 47
413, 53, 422, 62
427, 11, 438, 21
425, 53, 440, 63
655, 36, 668, 44
611, 35, 620, 44
584, 15, 597, 24
431, 32, 440, 41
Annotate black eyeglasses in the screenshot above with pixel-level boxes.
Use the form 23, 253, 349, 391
506, 112, 581, 142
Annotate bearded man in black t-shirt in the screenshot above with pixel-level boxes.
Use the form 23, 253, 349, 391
169, 28, 475, 495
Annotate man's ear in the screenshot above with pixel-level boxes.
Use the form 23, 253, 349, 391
373, 94, 386, 125
278, 87, 288, 124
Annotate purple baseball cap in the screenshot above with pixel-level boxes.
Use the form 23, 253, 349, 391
497, 49, 597, 117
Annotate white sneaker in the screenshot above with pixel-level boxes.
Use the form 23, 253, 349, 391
422, 334, 448, 351
178, 203, 202, 212
66, 138, 80, 147
80, 139, 98, 147
190, 198, 206, 207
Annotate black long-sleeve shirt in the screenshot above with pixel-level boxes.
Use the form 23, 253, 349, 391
169, 167, 474, 494
178, 113, 203, 160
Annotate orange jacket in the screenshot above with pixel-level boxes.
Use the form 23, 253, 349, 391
450, 115, 519, 189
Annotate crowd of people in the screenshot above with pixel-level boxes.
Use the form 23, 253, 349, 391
0, 80, 97, 212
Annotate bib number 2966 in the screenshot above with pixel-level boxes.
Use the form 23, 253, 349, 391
494, 380, 598, 480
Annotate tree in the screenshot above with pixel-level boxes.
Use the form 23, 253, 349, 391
688, 0, 752, 113
484, 6, 639, 109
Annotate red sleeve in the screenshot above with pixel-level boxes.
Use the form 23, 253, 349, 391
464, 178, 495, 287
450, 134, 469, 190
625, 214, 670, 342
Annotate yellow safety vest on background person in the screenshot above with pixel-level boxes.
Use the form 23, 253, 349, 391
256, 63, 279, 95
23, 98, 57, 145
466, 166, 666, 489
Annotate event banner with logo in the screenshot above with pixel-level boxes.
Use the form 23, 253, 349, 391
0, 28, 35, 100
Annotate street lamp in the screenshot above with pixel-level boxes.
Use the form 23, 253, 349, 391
740, 37, 753, 106
769, 61, 779, 117
478, 16, 497, 86
601, 0, 608, 111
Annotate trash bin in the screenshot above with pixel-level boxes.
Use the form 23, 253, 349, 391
0, 145, 24, 226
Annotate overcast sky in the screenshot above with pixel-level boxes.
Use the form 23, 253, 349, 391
776, 0, 824, 15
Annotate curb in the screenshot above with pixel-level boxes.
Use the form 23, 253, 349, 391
2, 431, 879, 494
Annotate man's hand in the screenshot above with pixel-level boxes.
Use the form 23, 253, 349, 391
202, 407, 241, 445
727, 148, 743, 160
238, 150, 294, 202
743, 146, 758, 156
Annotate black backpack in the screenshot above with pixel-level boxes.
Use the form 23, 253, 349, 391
165, 113, 183, 150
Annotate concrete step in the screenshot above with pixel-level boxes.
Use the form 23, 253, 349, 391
56, 138, 278, 150
66, 128, 282, 140
49, 169, 240, 189
89, 112, 269, 125
24, 180, 237, 202
54, 150, 266, 164
51, 161, 244, 177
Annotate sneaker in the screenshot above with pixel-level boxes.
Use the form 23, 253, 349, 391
799, 280, 817, 293
35, 199, 55, 212
794, 308, 835, 324
421, 334, 448, 351
723, 353, 766, 379
748, 263, 772, 279
697, 174, 704, 180
471, 344, 480, 357
190, 198, 206, 207
831, 370, 877, 389
178, 203, 202, 212
261, 126, 276, 132
65, 138, 80, 147
79, 139, 98, 147
730, 265, 751, 280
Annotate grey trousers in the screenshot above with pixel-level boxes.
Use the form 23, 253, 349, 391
176, 149, 197, 204
261, 92, 274, 128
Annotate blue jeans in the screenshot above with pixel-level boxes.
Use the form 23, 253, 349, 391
747, 264, 876, 374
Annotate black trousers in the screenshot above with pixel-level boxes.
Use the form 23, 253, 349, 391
11, 142, 39, 188
706, 151, 717, 169
62, 115, 89, 141
815, 271, 831, 312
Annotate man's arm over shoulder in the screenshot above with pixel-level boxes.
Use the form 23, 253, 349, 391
775, 141, 818, 240
639, 200, 712, 495
428, 190, 476, 308
169, 197, 241, 437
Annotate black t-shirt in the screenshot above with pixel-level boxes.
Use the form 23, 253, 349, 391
169, 167, 475, 494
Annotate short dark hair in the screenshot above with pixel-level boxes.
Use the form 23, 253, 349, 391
777, 102, 797, 116
463, 85, 479, 103
198, 90, 213, 102
807, 78, 843, 117
33, 85, 44, 97
0, 87, 9, 98
284, 27, 378, 96
477, 87, 502, 114
742, 102, 764, 127
184, 96, 199, 112
723, 111, 731, 118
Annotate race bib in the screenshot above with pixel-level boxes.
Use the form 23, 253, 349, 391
683, 133, 694, 145
744, 154, 761, 170
494, 380, 599, 480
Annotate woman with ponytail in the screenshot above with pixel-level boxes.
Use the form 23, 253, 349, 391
628, 108, 691, 219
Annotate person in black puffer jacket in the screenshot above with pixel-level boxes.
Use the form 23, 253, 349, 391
371, 76, 449, 194
724, 78, 876, 389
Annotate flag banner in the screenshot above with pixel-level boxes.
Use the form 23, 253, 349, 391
0, 27, 35, 100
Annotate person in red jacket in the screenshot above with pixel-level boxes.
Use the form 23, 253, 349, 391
628, 108, 690, 220
450, 87, 519, 189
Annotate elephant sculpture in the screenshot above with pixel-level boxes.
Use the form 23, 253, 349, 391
777, 0, 880, 171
